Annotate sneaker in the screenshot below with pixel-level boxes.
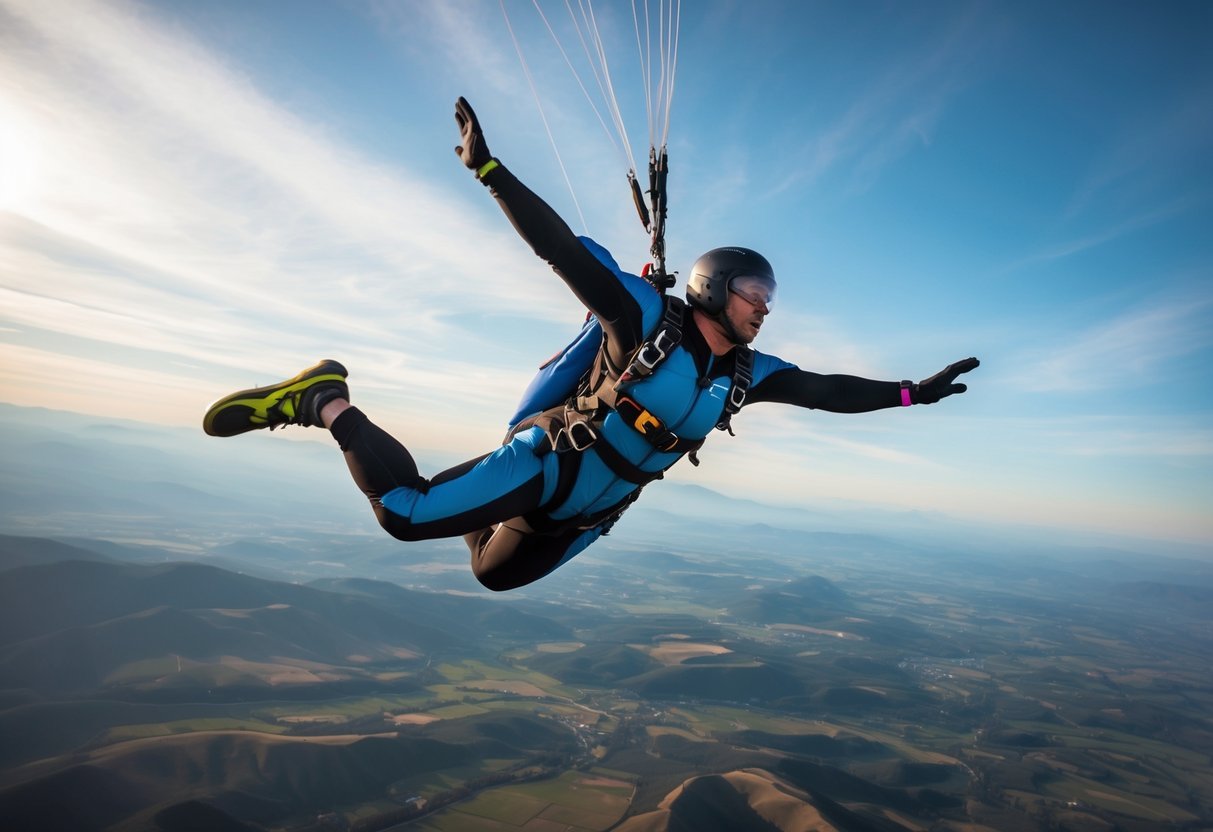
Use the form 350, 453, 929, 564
203, 359, 349, 437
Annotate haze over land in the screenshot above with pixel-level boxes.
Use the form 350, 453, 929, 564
2, 0, 1211, 547
2, 1, 1210, 826
2, 404, 1211, 831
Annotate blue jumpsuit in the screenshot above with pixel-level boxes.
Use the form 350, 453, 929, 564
328, 162, 906, 590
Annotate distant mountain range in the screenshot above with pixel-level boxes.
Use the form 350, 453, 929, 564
0, 554, 571, 698
2, 405, 1212, 831
3, 521, 1211, 832
0, 711, 575, 832
8, 401, 1206, 578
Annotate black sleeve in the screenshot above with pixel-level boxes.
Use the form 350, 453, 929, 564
481, 164, 646, 365
747, 367, 902, 413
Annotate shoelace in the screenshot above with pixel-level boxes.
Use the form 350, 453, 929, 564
265, 392, 305, 430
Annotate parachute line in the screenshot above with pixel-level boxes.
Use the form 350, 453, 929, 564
500, 0, 589, 233
632, 0, 654, 148
503, 0, 681, 270
580, 0, 637, 172
661, 0, 680, 148
531, 0, 626, 169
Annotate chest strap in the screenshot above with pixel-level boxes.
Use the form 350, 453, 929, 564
614, 295, 686, 391
715, 345, 753, 434
532, 405, 665, 487
576, 295, 754, 452
613, 395, 705, 454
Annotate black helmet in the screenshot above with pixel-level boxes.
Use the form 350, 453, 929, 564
685, 246, 776, 315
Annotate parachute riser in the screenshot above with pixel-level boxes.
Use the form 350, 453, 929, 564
633, 147, 674, 291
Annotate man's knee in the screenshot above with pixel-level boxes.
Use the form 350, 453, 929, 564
466, 530, 522, 589
468, 527, 541, 592
472, 564, 526, 592
373, 508, 428, 542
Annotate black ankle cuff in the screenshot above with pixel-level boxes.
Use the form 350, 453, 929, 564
329, 406, 367, 450
309, 384, 347, 423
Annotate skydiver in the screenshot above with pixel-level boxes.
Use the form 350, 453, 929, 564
203, 97, 979, 591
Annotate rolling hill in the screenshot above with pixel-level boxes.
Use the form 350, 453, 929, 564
0, 712, 574, 832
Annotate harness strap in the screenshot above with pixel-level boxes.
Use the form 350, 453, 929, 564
613, 395, 705, 454
535, 404, 661, 486
716, 346, 754, 434
521, 405, 660, 534
521, 297, 755, 531
525, 486, 641, 536
590, 437, 666, 486
574, 293, 686, 423
612, 295, 686, 394
522, 449, 583, 533
521, 406, 586, 534
572, 295, 754, 452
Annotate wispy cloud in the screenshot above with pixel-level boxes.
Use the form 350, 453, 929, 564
1064, 81, 1213, 221
758, 309, 885, 379
768, 6, 994, 197
1009, 291, 1213, 393
994, 196, 1201, 275
1058, 427, 1213, 459
0, 0, 616, 436
970, 412, 1213, 460
369, 0, 522, 99
0, 0, 580, 335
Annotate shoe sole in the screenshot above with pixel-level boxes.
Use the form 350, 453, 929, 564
203, 359, 348, 437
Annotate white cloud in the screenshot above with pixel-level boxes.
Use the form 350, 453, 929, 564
757, 309, 885, 378
0, 0, 580, 333
370, 0, 523, 98
1009, 293, 1213, 393
0, 0, 640, 436
996, 198, 1201, 274
767, 6, 991, 197
1065, 82, 1213, 220
976, 413, 1213, 460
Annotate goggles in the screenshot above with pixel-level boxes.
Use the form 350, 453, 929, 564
728, 274, 776, 307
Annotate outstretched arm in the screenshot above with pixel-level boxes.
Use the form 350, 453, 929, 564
748, 357, 980, 412
454, 98, 647, 362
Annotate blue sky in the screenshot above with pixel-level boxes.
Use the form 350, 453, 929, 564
1, 0, 1210, 550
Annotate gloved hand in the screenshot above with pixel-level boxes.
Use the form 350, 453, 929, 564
914, 357, 980, 404
454, 96, 493, 171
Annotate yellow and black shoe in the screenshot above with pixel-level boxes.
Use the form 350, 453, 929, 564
203, 359, 349, 437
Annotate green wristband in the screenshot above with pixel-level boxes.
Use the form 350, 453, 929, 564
476, 158, 499, 179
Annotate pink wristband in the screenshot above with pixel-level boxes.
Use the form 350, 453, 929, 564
900, 383, 913, 407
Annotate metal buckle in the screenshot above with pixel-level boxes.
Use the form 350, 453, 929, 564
654, 431, 680, 452
728, 384, 747, 410
564, 419, 597, 452
636, 328, 675, 370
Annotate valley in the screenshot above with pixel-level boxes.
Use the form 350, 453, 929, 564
2, 531, 1211, 831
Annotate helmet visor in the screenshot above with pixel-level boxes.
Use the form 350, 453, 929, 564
728, 274, 776, 307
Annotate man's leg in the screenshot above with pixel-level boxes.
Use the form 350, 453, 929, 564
328, 406, 549, 542
468, 518, 603, 591
204, 363, 575, 583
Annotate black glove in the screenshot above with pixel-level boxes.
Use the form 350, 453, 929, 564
454, 96, 493, 171
914, 357, 980, 404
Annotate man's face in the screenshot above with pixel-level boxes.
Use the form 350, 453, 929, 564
723, 275, 774, 344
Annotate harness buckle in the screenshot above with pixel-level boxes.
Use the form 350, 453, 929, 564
617, 395, 682, 452
653, 430, 680, 452
632, 409, 680, 452
562, 419, 598, 452
633, 408, 661, 434
636, 328, 676, 371
728, 383, 747, 411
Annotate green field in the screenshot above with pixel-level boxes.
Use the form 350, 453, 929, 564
6, 534, 1212, 832
408, 770, 633, 831
100, 716, 288, 742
